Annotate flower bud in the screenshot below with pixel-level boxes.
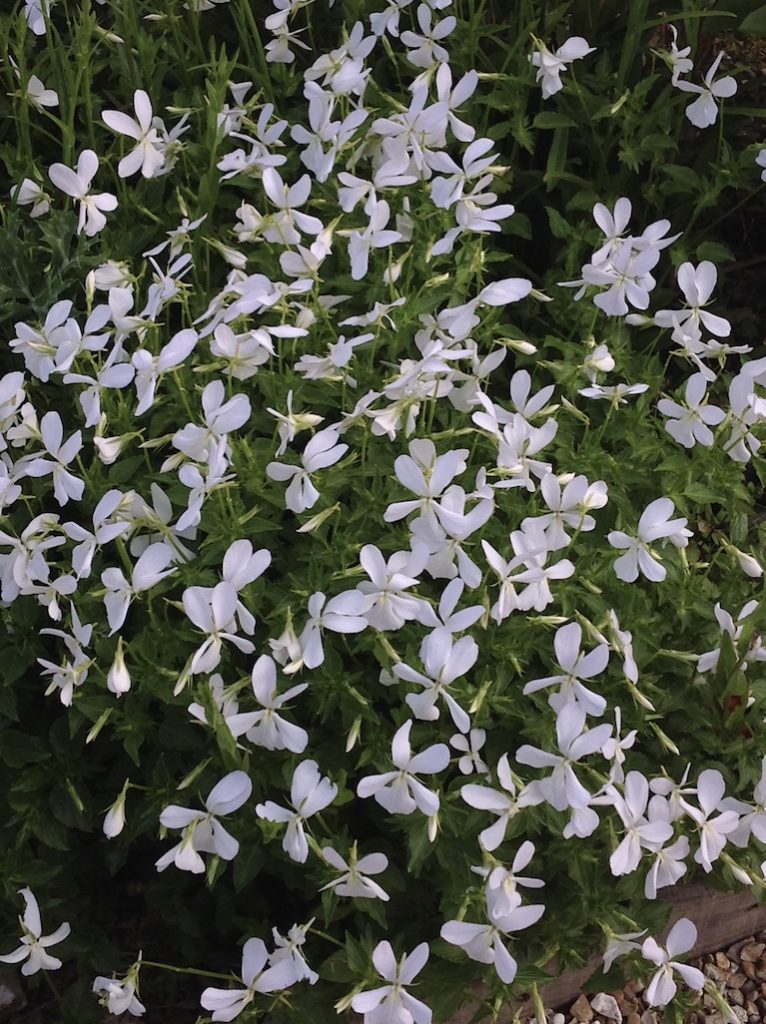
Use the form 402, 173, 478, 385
107, 638, 131, 697
734, 547, 763, 579
103, 780, 129, 839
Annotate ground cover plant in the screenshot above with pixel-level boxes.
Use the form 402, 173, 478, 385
1, 0, 766, 1021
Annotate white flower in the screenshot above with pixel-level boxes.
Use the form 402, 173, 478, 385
351, 941, 431, 1024
757, 149, 766, 182
24, 0, 54, 35
21, 410, 84, 506
356, 544, 436, 631
606, 772, 674, 876
266, 427, 348, 514
655, 260, 731, 341
523, 621, 609, 717
25, 74, 58, 111
93, 973, 146, 1016
529, 36, 595, 99
679, 769, 740, 872
450, 728, 488, 775
665, 25, 693, 85
441, 897, 544, 985
225, 654, 308, 753
320, 846, 390, 901
156, 771, 252, 874
516, 703, 612, 813
10, 177, 51, 218
677, 52, 737, 128
256, 760, 337, 863
357, 719, 449, 816
401, 5, 455, 69
607, 498, 691, 583
461, 754, 535, 851
102, 89, 166, 178
602, 929, 646, 973
48, 150, 117, 236
268, 921, 318, 985
347, 199, 403, 280
0, 888, 70, 976
657, 373, 725, 448
181, 581, 256, 675
200, 938, 298, 1022
641, 918, 704, 1006
298, 590, 371, 670
393, 631, 477, 733
101, 542, 176, 635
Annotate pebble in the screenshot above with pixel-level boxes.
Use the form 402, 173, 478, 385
552, 1015, 565, 1024
740, 943, 765, 962
590, 993, 622, 1021
570, 993, 593, 1022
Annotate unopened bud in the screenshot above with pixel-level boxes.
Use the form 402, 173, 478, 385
107, 637, 131, 697
103, 779, 129, 838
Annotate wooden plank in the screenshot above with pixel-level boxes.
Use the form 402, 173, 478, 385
445, 883, 766, 1023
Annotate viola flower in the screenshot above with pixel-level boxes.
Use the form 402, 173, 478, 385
665, 24, 693, 85
357, 719, 449, 817
679, 769, 740, 872
93, 969, 146, 1017
256, 760, 337, 863
320, 846, 390, 901
225, 654, 308, 753
181, 581, 256, 675
102, 90, 166, 179
200, 937, 298, 1022
0, 888, 70, 976
25, 74, 58, 111
461, 754, 535, 851
529, 36, 595, 99
450, 727, 488, 776
101, 542, 176, 635
156, 771, 252, 874
676, 52, 737, 128
351, 941, 432, 1024
48, 150, 117, 236
641, 918, 704, 1007
21, 410, 84, 506
606, 772, 674, 876
266, 427, 348, 515
10, 177, 51, 218
441, 896, 544, 985
523, 620, 609, 716
607, 498, 691, 583
657, 373, 725, 448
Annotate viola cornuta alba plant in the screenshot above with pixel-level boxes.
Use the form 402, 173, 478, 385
0, 0, 765, 1021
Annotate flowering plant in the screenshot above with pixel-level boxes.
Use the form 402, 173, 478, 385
0, 0, 765, 1021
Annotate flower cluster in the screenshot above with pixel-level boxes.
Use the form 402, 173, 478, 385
1, 3, 765, 1023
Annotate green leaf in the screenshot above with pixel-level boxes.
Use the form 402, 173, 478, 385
0, 730, 51, 767
532, 112, 577, 129
740, 5, 766, 32
545, 205, 572, 239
